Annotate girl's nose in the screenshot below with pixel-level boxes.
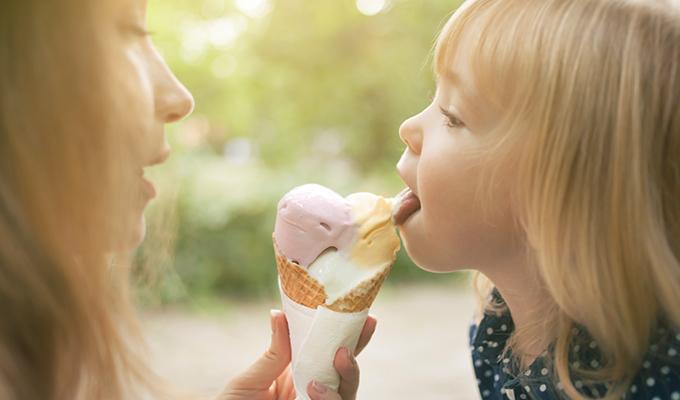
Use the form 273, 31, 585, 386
399, 114, 423, 155
156, 76, 195, 124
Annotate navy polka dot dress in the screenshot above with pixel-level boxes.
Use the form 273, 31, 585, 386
470, 290, 680, 399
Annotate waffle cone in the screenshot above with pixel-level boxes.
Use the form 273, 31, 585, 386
274, 236, 392, 313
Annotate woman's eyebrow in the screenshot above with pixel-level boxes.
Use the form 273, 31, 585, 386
131, 0, 148, 18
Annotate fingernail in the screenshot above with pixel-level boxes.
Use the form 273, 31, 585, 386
344, 347, 356, 366
312, 380, 328, 393
270, 309, 280, 333
368, 327, 376, 341
370, 318, 378, 335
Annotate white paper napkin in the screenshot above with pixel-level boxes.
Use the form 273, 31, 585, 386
279, 280, 369, 400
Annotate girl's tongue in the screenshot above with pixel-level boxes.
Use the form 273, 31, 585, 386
392, 188, 421, 226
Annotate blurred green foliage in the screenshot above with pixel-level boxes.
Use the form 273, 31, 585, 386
135, 0, 466, 304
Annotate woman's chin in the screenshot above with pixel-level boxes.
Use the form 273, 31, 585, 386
132, 214, 147, 246
119, 214, 147, 252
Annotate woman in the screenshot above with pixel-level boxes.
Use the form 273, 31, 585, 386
0, 0, 372, 399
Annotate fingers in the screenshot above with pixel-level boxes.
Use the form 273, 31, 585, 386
324, 316, 375, 400
307, 380, 343, 400
334, 347, 360, 400
354, 315, 377, 355
226, 310, 291, 391
306, 316, 376, 400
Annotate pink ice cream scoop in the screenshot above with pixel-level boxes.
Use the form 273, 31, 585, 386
274, 184, 356, 267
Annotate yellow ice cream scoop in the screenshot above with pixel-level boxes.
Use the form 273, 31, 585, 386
274, 186, 400, 307
346, 193, 401, 267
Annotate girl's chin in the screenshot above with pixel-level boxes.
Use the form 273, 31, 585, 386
398, 214, 464, 273
398, 213, 433, 269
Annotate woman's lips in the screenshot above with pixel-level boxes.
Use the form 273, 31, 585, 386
393, 188, 421, 226
141, 175, 157, 199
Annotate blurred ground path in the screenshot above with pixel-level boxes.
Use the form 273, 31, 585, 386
143, 284, 481, 400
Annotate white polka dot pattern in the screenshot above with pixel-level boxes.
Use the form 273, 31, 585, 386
469, 291, 680, 399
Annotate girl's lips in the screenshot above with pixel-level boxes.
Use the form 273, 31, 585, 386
393, 188, 421, 226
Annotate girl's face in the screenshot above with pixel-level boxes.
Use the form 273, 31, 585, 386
396, 31, 523, 273
116, 0, 194, 248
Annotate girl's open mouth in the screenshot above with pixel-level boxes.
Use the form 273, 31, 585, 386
392, 187, 421, 226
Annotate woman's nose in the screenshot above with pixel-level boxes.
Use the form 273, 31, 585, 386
156, 75, 195, 124
398, 114, 423, 155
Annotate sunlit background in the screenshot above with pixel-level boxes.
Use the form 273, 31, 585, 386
137, 0, 479, 398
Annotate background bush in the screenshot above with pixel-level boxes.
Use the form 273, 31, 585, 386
134, 0, 466, 305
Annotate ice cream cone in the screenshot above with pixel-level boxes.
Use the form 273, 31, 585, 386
274, 235, 327, 308
326, 263, 392, 312
274, 235, 393, 312
272, 185, 401, 400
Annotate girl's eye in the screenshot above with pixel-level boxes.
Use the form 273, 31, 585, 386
439, 106, 466, 129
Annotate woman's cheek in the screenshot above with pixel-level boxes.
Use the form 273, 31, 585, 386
124, 46, 155, 117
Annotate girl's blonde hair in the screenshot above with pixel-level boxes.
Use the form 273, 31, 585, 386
1, 1, 167, 398
436, 0, 680, 398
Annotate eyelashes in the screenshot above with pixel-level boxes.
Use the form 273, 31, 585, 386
439, 106, 466, 129
132, 26, 154, 37
120, 21, 154, 37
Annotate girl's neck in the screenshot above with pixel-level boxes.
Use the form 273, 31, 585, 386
481, 250, 555, 367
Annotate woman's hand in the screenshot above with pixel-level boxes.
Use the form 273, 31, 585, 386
304, 343, 365, 400
219, 310, 377, 400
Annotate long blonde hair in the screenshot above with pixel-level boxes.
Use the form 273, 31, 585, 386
1, 1, 166, 398
435, 0, 680, 398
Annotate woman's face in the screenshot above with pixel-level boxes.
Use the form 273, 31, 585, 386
116, 0, 194, 248
395, 26, 523, 274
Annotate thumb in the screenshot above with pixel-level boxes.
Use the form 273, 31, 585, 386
228, 310, 291, 391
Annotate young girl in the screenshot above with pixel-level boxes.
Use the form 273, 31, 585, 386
393, 0, 680, 399
0, 0, 369, 399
